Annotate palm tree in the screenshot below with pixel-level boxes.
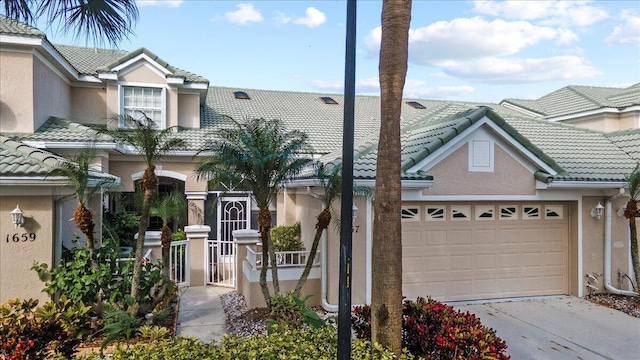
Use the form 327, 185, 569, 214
47, 146, 116, 253
1, 0, 138, 46
196, 117, 311, 309
150, 191, 187, 278
293, 163, 370, 297
372, 0, 412, 355
624, 164, 640, 291
102, 114, 185, 309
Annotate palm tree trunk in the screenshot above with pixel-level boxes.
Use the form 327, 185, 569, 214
258, 208, 273, 308
161, 225, 172, 278
626, 201, 640, 290
294, 208, 331, 297
74, 203, 96, 252
130, 166, 157, 313
372, 0, 411, 355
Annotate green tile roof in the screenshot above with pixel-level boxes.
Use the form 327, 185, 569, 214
0, 15, 44, 38
606, 129, 640, 162
7, 117, 110, 143
502, 83, 640, 118
53, 45, 127, 76
314, 106, 638, 183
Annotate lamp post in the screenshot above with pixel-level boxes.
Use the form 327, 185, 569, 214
338, 0, 357, 359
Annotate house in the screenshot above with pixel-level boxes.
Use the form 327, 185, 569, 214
1, 15, 638, 308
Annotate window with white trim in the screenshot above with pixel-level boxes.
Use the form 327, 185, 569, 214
545, 205, 563, 219
451, 205, 471, 221
499, 205, 518, 220
475, 205, 495, 220
401, 207, 420, 221
425, 206, 446, 221
523, 205, 540, 219
121, 86, 165, 128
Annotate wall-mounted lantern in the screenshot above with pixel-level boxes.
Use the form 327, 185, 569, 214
590, 202, 604, 219
11, 205, 24, 228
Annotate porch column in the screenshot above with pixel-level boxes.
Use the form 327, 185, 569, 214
185, 192, 207, 226
233, 229, 260, 296
185, 225, 210, 286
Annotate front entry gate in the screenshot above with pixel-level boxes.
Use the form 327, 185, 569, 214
206, 196, 251, 288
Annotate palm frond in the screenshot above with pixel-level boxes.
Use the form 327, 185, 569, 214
626, 163, 640, 201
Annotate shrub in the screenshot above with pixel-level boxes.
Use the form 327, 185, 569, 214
100, 302, 143, 351
103, 209, 140, 248
271, 223, 303, 251
0, 296, 91, 359
267, 292, 325, 333
76, 326, 417, 360
352, 297, 510, 360
171, 228, 187, 241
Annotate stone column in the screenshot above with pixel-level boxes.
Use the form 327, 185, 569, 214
233, 229, 260, 296
185, 225, 210, 286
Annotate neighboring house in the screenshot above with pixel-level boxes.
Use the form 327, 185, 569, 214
1, 15, 638, 307
501, 83, 640, 132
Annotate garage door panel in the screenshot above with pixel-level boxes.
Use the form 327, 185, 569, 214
402, 202, 569, 302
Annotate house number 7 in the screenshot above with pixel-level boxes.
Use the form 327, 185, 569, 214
5, 233, 36, 242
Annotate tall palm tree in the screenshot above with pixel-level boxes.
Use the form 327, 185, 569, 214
372, 0, 412, 355
47, 146, 116, 253
624, 164, 640, 291
103, 114, 185, 308
293, 163, 370, 297
150, 191, 187, 278
196, 117, 311, 309
1, 0, 138, 46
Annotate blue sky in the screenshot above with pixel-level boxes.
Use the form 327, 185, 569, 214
38, 0, 639, 103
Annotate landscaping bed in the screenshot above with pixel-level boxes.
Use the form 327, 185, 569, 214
585, 293, 640, 318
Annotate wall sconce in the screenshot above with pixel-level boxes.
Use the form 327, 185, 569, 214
590, 202, 604, 219
352, 203, 358, 221
617, 207, 626, 218
11, 205, 24, 228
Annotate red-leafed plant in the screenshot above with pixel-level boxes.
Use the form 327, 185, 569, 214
352, 297, 510, 359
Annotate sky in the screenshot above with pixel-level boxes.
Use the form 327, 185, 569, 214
35, 0, 640, 103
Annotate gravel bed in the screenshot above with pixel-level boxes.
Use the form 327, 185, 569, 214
585, 293, 640, 318
223, 291, 640, 338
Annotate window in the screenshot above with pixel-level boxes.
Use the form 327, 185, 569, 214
475, 205, 495, 220
451, 205, 471, 221
426, 206, 446, 221
406, 101, 426, 109
234, 91, 250, 100
523, 205, 540, 219
545, 205, 564, 219
122, 86, 164, 128
401, 207, 420, 221
499, 205, 518, 220
320, 96, 338, 105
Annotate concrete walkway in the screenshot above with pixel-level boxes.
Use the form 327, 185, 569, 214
176, 286, 232, 343
455, 296, 640, 360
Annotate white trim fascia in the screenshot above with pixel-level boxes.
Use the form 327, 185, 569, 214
166, 76, 184, 85
546, 181, 627, 189
0, 34, 42, 46
547, 106, 640, 122
185, 191, 207, 200
22, 141, 117, 150
286, 179, 433, 188
112, 53, 172, 76
131, 169, 187, 182
98, 72, 118, 81
77, 75, 101, 83
40, 41, 80, 80
406, 117, 558, 176
183, 83, 209, 90
0, 177, 68, 186
499, 101, 544, 118
401, 193, 585, 202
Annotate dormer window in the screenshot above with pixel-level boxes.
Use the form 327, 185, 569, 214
121, 86, 165, 128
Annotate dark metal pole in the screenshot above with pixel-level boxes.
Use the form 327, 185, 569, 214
338, 0, 356, 359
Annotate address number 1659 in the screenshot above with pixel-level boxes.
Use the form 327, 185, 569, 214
5, 233, 36, 242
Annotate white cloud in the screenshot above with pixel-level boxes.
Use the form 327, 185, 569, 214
440, 56, 601, 84
293, 7, 327, 28
472, 0, 608, 27
403, 80, 475, 99
356, 78, 380, 92
225, 4, 263, 25
137, 0, 183, 7
274, 12, 291, 26
605, 10, 640, 45
309, 80, 342, 91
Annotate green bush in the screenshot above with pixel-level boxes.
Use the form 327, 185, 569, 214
100, 301, 143, 351
352, 297, 510, 360
0, 296, 91, 359
77, 326, 418, 360
103, 209, 140, 248
271, 223, 303, 251
267, 292, 325, 333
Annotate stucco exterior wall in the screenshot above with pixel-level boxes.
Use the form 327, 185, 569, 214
119, 62, 166, 84
108, 158, 206, 192
0, 196, 55, 304
0, 51, 34, 132
33, 55, 71, 130
178, 93, 201, 128
581, 196, 632, 292
424, 143, 535, 196
70, 86, 107, 125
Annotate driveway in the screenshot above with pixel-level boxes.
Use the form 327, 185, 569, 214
454, 296, 640, 360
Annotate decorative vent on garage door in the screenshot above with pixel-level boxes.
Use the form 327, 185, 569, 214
475, 205, 494, 220
523, 205, 541, 219
545, 205, 564, 219
401, 207, 420, 221
451, 205, 471, 220
499, 205, 518, 220
425, 206, 446, 221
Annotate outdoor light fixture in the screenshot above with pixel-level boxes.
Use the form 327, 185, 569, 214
11, 205, 24, 228
352, 203, 358, 221
590, 202, 604, 219
617, 207, 626, 218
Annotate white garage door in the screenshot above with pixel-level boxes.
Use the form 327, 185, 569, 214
402, 202, 569, 302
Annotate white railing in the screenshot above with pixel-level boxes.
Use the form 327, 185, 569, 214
206, 239, 236, 288
170, 240, 189, 287
246, 247, 320, 270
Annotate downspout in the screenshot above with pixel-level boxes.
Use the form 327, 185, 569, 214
604, 188, 638, 296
